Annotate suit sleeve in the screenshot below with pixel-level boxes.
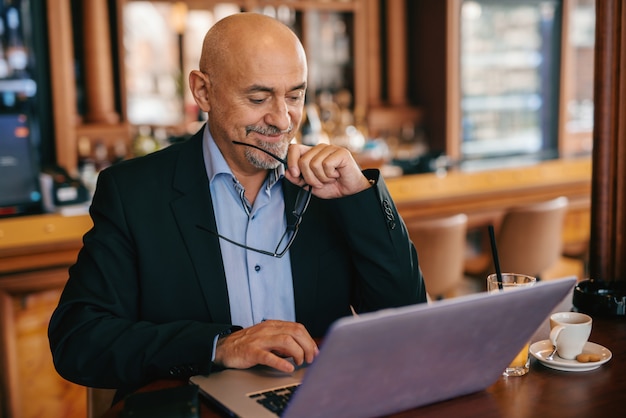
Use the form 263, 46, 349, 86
332, 169, 427, 312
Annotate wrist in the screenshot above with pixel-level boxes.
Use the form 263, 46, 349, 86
210, 326, 242, 372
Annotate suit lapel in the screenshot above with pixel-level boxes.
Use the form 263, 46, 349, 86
284, 182, 319, 326
170, 130, 232, 324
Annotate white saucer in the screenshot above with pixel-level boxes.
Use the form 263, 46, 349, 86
530, 340, 612, 372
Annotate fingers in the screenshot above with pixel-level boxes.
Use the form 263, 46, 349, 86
287, 144, 347, 186
214, 320, 319, 373
285, 144, 371, 198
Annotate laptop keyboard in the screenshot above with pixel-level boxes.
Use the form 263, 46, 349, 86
249, 384, 300, 416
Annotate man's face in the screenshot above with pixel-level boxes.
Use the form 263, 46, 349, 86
207, 44, 307, 171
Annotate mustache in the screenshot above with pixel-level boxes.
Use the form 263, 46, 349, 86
245, 124, 293, 136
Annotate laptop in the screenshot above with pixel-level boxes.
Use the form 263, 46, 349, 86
190, 276, 576, 418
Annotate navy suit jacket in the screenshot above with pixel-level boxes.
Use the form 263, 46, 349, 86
48, 127, 426, 397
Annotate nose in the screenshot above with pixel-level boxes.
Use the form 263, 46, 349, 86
265, 99, 292, 133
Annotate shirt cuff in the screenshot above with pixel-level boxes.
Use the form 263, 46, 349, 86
209, 326, 243, 371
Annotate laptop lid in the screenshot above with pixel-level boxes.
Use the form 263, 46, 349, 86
191, 277, 576, 418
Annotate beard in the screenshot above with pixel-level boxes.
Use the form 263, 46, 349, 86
245, 140, 289, 169
244, 125, 293, 169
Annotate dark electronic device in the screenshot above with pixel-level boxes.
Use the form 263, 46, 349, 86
0, 0, 52, 218
0, 113, 42, 217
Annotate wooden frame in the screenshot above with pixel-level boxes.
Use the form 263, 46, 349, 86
446, 0, 462, 161
47, 0, 129, 177
46, 0, 79, 174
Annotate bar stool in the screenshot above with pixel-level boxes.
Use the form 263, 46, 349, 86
465, 196, 569, 281
406, 213, 469, 300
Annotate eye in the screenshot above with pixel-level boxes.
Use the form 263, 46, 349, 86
287, 91, 305, 103
249, 96, 267, 104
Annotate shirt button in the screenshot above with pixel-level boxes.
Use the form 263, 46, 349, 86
255, 265, 261, 272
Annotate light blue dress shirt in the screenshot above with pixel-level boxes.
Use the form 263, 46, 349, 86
202, 129, 296, 329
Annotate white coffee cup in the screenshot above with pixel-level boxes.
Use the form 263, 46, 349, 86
549, 312, 592, 360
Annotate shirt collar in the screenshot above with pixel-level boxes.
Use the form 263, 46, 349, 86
202, 126, 284, 189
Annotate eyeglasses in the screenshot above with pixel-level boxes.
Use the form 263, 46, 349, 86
198, 141, 312, 258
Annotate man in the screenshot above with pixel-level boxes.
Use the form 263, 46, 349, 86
48, 12, 426, 400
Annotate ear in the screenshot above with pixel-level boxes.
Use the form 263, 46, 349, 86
189, 70, 211, 112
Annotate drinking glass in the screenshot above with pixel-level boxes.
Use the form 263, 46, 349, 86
487, 273, 537, 376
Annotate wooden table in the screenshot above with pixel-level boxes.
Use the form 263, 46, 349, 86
103, 312, 625, 418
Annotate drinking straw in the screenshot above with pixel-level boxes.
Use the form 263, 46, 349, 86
488, 225, 504, 290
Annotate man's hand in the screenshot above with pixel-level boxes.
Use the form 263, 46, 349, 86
285, 143, 372, 199
213, 320, 319, 373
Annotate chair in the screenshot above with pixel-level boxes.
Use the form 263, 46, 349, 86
406, 213, 468, 300
465, 196, 569, 281
87, 387, 116, 418
561, 206, 590, 278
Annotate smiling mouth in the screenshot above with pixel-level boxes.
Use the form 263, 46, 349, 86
245, 125, 293, 138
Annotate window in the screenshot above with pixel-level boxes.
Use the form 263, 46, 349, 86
457, 0, 594, 170
459, 0, 562, 167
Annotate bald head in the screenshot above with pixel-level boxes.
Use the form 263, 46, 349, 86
188, 12, 308, 175
199, 13, 306, 79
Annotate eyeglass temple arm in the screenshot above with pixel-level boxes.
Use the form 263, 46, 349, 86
232, 141, 288, 168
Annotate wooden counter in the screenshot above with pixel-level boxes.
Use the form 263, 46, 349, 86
386, 157, 591, 222
0, 213, 92, 274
